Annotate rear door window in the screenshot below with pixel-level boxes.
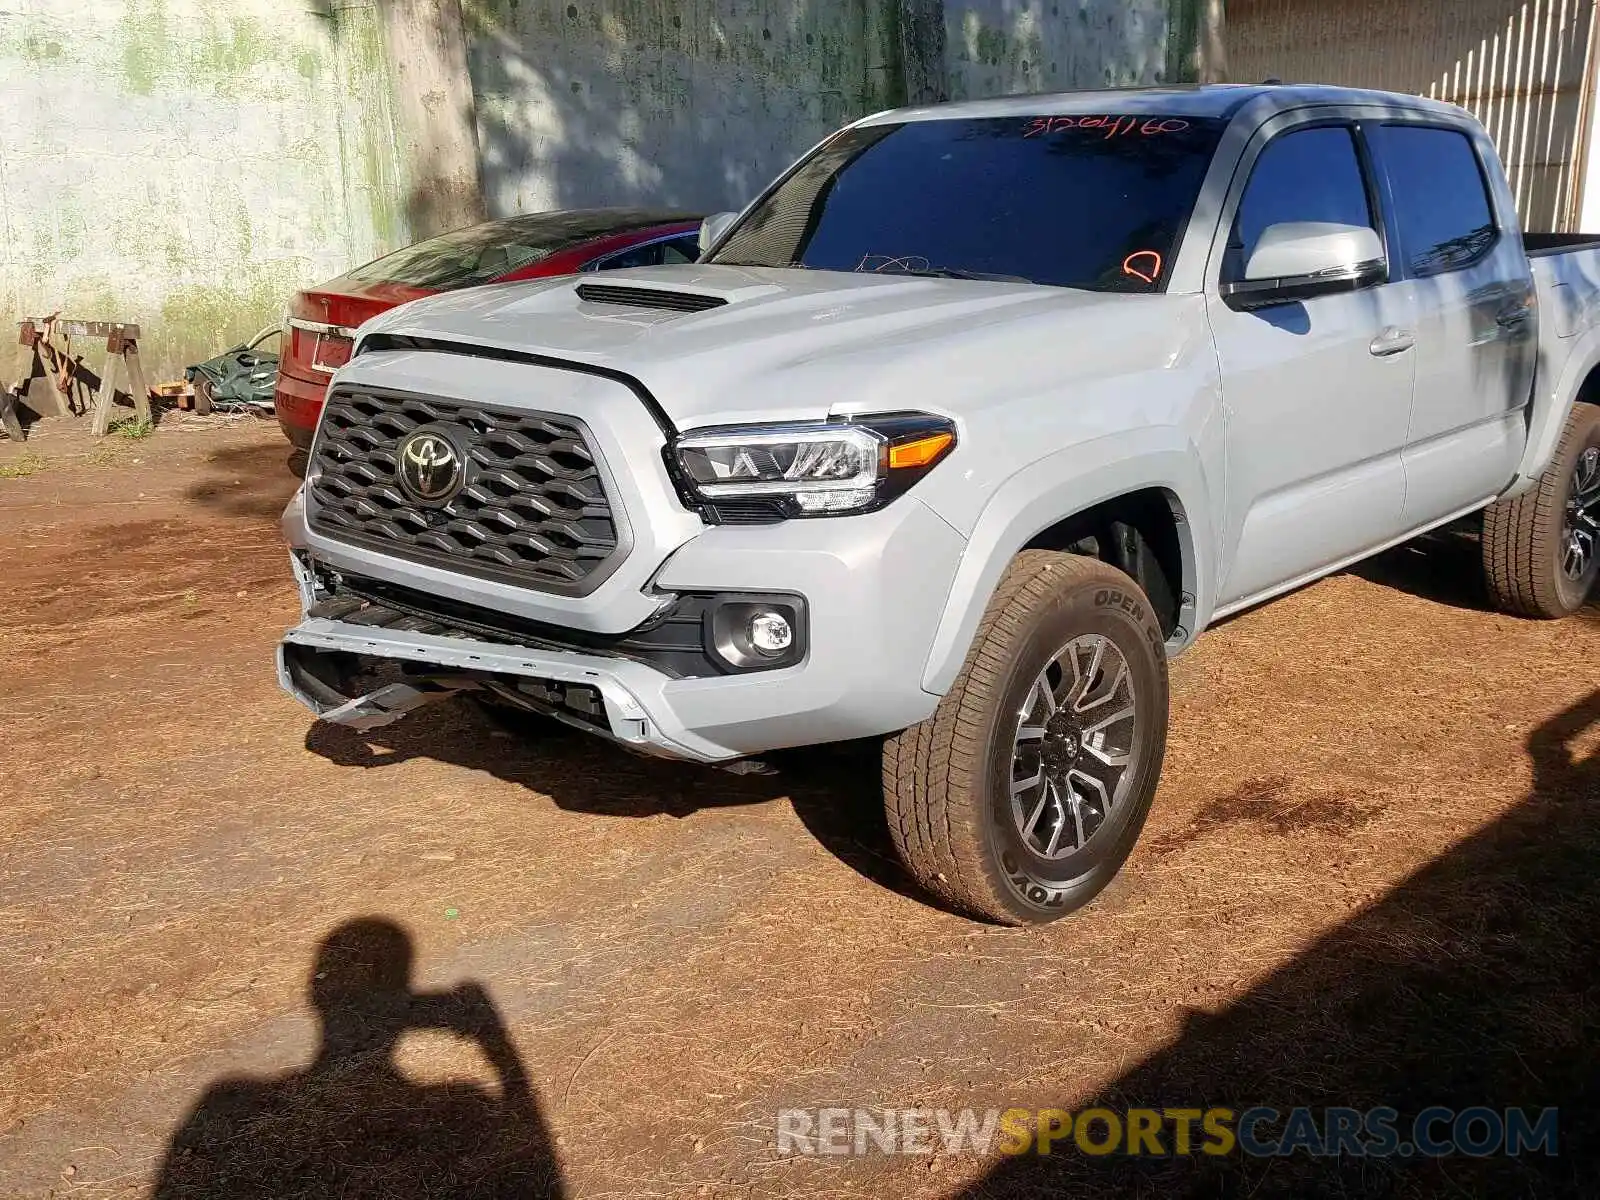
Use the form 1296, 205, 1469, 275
1372, 125, 1497, 276
662, 236, 700, 264
589, 234, 703, 271
591, 241, 667, 271
1225, 126, 1375, 281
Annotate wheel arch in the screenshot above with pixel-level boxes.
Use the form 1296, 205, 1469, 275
920, 439, 1216, 695
1021, 487, 1196, 641
1512, 336, 1600, 496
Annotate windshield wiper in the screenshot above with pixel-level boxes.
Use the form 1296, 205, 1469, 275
711, 260, 817, 269
714, 261, 1031, 283
869, 266, 1035, 284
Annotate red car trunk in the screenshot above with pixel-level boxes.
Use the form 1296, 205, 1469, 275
287, 282, 433, 375
275, 210, 702, 449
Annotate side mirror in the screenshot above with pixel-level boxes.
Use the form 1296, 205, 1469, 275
698, 211, 739, 256
1221, 222, 1387, 310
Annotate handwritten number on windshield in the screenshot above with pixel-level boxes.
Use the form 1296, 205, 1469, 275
1024, 116, 1191, 139
858, 254, 931, 274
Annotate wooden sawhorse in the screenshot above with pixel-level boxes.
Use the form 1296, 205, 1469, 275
5, 318, 152, 440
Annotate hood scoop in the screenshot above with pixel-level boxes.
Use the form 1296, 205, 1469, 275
574, 282, 729, 314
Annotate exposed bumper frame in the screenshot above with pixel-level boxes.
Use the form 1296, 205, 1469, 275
278, 616, 738, 762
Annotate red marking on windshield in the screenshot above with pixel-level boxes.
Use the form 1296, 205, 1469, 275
1122, 251, 1164, 285
1024, 116, 1191, 139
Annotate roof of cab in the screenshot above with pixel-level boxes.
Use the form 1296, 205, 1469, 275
856, 83, 1470, 127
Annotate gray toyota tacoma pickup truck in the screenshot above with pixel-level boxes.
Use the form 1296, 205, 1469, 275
278, 84, 1600, 925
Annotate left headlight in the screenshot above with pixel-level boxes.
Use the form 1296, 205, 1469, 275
672, 412, 957, 519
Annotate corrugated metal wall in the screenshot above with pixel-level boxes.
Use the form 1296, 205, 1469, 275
1228, 0, 1600, 231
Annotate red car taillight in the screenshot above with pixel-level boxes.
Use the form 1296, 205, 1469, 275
285, 293, 358, 377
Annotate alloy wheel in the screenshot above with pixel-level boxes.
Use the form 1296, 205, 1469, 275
1562, 445, 1600, 582
1009, 634, 1140, 861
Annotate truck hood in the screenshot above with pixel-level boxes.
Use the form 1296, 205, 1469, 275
352, 264, 1204, 429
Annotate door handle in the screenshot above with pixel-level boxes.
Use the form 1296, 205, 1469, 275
1370, 327, 1415, 357
1496, 304, 1533, 329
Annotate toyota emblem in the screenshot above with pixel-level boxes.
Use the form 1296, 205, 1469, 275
396, 429, 464, 503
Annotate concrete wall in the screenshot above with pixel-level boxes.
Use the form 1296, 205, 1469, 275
462, 0, 1202, 218
0, 0, 406, 380
384, 0, 488, 238
462, 1, 905, 218
1, 0, 1194, 385
944, 0, 1170, 100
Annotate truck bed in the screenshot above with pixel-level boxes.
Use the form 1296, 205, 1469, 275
1523, 232, 1600, 257
1528, 235, 1600, 345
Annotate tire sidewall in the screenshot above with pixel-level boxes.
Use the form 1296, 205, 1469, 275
976, 573, 1169, 923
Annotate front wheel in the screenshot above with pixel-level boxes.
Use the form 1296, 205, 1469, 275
883, 552, 1170, 925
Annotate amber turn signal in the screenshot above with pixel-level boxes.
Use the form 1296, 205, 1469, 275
888, 432, 955, 470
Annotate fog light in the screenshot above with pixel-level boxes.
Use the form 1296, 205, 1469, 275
748, 611, 793, 656
705, 594, 807, 672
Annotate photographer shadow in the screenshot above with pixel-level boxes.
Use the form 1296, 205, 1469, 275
152, 918, 566, 1199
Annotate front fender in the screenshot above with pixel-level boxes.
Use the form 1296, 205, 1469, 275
920, 429, 1217, 695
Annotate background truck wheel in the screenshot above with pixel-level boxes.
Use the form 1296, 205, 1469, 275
883, 552, 1170, 925
1483, 403, 1600, 618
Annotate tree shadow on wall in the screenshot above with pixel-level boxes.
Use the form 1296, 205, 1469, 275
151, 917, 567, 1199
460, 0, 902, 218
320, 1, 1225, 252
457, 1, 1187, 221
957, 688, 1600, 1198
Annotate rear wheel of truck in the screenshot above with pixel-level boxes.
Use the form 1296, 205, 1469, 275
1483, 403, 1600, 618
883, 552, 1169, 925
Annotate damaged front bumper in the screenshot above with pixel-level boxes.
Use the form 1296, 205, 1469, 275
278, 617, 735, 762
276, 451, 967, 763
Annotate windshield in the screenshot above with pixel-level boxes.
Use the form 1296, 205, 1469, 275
708, 115, 1227, 292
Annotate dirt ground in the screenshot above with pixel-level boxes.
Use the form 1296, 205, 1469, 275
1, 415, 1596, 1199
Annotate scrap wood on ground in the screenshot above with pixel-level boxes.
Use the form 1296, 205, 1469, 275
4, 317, 281, 442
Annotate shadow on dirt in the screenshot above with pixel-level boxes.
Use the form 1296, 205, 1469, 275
1144, 773, 1378, 861
184, 440, 304, 522
152, 917, 567, 1199
1349, 517, 1600, 619
303, 698, 916, 905
954, 688, 1600, 1198
1345, 520, 1493, 613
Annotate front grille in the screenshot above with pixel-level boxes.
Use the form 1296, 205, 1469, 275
575, 283, 728, 313
309, 388, 620, 592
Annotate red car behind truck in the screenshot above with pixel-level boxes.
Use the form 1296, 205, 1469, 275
275, 208, 703, 448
